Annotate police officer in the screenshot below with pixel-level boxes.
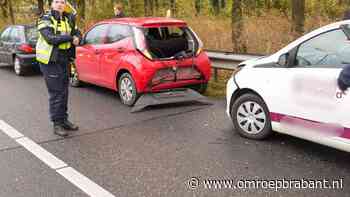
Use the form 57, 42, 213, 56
113, 3, 125, 18
36, 0, 81, 137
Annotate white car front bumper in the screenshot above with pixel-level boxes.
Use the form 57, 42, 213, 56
226, 76, 239, 118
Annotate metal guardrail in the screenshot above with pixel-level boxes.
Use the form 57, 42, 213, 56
205, 50, 264, 81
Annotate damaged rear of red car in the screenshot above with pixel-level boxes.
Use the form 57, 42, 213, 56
74, 17, 211, 106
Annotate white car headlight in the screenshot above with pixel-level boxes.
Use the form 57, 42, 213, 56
232, 64, 245, 77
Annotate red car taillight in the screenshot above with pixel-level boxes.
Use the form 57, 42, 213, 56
19, 44, 34, 53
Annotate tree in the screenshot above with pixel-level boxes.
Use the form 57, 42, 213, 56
128, 0, 143, 16
265, 0, 271, 9
292, 0, 305, 35
211, 0, 220, 15
69, 0, 77, 8
195, 0, 201, 15
8, 0, 14, 24
231, 0, 246, 53
144, 0, 154, 16
37, 0, 44, 16
221, 0, 226, 9
155, 0, 159, 14
77, 0, 85, 21
210, 0, 226, 14
170, 0, 175, 16
0, 0, 8, 19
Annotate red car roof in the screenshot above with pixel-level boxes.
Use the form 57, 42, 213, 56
97, 17, 187, 28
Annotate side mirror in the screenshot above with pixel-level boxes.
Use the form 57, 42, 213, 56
277, 53, 289, 67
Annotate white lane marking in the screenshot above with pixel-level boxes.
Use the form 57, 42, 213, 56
0, 120, 24, 139
58, 167, 115, 197
0, 120, 116, 197
16, 137, 67, 170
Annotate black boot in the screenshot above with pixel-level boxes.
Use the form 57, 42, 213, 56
62, 119, 79, 131
53, 124, 69, 137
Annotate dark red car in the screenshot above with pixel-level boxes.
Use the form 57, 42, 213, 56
72, 17, 211, 105
0, 25, 38, 76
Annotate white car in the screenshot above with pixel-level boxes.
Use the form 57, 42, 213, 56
226, 20, 350, 152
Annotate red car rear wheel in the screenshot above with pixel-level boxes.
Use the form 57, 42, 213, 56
118, 73, 139, 106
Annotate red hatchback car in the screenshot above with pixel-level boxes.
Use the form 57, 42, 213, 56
71, 17, 211, 105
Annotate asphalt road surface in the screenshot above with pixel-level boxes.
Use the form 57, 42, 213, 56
0, 66, 349, 197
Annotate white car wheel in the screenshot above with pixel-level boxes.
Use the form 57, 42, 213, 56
231, 93, 272, 140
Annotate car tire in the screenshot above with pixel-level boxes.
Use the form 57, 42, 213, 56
118, 73, 139, 106
69, 63, 82, 87
231, 93, 272, 140
13, 56, 27, 76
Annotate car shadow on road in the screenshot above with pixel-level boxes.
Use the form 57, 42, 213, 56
0, 65, 15, 73
0, 65, 41, 77
138, 101, 211, 112
75, 83, 117, 98
223, 124, 350, 170
75, 83, 213, 112
268, 133, 350, 166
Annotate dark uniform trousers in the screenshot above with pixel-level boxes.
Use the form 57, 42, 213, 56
40, 51, 70, 124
